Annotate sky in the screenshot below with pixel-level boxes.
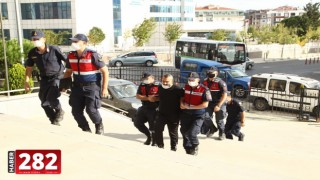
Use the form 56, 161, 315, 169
195, 0, 320, 10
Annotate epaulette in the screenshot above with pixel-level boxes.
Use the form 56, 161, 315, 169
214, 77, 222, 82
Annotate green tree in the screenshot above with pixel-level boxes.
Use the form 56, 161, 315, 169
282, 16, 306, 37
273, 24, 298, 58
255, 25, 274, 44
22, 39, 34, 59
44, 30, 71, 45
87, 27, 106, 46
208, 29, 229, 40
132, 18, 157, 47
0, 39, 24, 71
163, 22, 182, 61
247, 25, 258, 41
4, 63, 34, 95
303, 2, 320, 31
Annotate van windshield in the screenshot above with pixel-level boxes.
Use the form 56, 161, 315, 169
309, 81, 320, 89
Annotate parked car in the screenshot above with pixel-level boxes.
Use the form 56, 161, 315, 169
179, 59, 251, 98
249, 73, 320, 116
246, 57, 254, 70
109, 51, 158, 67
102, 78, 142, 119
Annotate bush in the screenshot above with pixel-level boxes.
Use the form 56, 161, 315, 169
4, 63, 34, 95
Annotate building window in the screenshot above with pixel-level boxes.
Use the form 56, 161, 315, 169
113, 0, 122, 44
21, 2, 71, 19
1, 3, 8, 19
23, 29, 72, 45
0, 29, 10, 40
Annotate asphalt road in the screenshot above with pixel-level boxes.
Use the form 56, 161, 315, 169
246, 59, 320, 81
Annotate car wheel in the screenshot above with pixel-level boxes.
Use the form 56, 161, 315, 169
115, 61, 123, 67
247, 64, 253, 70
312, 106, 320, 117
145, 60, 153, 67
254, 98, 269, 111
233, 86, 247, 98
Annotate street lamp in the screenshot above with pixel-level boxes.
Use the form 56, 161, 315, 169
0, 2, 10, 97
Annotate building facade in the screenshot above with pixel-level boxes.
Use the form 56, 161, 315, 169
190, 5, 246, 38
1, 0, 114, 52
248, 6, 305, 28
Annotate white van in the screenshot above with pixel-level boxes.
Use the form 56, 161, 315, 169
249, 73, 320, 116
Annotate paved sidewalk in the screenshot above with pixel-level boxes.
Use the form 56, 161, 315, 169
0, 94, 320, 179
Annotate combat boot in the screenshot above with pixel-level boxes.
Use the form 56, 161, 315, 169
95, 122, 104, 135
49, 118, 60, 126
151, 133, 157, 146
55, 109, 65, 122
238, 133, 245, 141
81, 125, 92, 133
218, 132, 226, 140
144, 135, 152, 145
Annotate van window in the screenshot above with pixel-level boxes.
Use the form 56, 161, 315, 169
289, 82, 302, 95
251, 77, 267, 89
269, 79, 286, 91
182, 63, 198, 71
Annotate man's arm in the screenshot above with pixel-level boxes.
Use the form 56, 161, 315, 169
187, 101, 209, 110
240, 111, 245, 127
25, 66, 33, 92
63, 68, 73, 78
100, 66, 109, 97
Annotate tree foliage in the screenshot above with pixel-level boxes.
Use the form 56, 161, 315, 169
44, 30, 71, 45
132, 18, 157, 47
282, 2, 320, 40
163, 22, 182, 61
208, 29, 230, 41
4, 63, 34, 95
163, 22, 182, 44
87, 27, 106, 46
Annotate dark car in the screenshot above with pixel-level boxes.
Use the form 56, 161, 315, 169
101, 78, 141, 119
246, 57, 254, 70
109, 51, 158, 67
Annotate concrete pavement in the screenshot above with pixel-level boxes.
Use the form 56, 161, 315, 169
1, 93, 320, 180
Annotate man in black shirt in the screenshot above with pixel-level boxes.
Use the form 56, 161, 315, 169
155, 74, 184, 151
135, 72, 159, 146
225, 93, 245, 141
24, 30, 67, 126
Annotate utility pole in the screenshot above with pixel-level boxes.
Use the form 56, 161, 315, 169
0, 3, 10, 97
15, 0, 24, 64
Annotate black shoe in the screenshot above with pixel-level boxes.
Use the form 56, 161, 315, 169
239, 133, 245, 141
81, 125, 92, 133
49, 118, 60, 126
226, 134, 233, 140
55, 109, 65, 122
157, 144, 164, 149
218, 133, 226, 140
190, 145, 198, 156
171, 146, 177, 151
144, 135, 152, 145
95, 123, 104, 135
151, 133, 157, 146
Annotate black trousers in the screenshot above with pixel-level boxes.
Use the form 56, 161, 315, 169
180, 111, 205, 150
134, 106, 157, 137
154, 113, 179, 148
39, 78, 61, 120
69, 84, 102, 129
225, 120, 242, 139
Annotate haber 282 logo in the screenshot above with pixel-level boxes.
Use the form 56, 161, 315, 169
8, 149, 61, 174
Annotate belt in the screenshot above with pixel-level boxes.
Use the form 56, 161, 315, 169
73, 82, 97, 87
